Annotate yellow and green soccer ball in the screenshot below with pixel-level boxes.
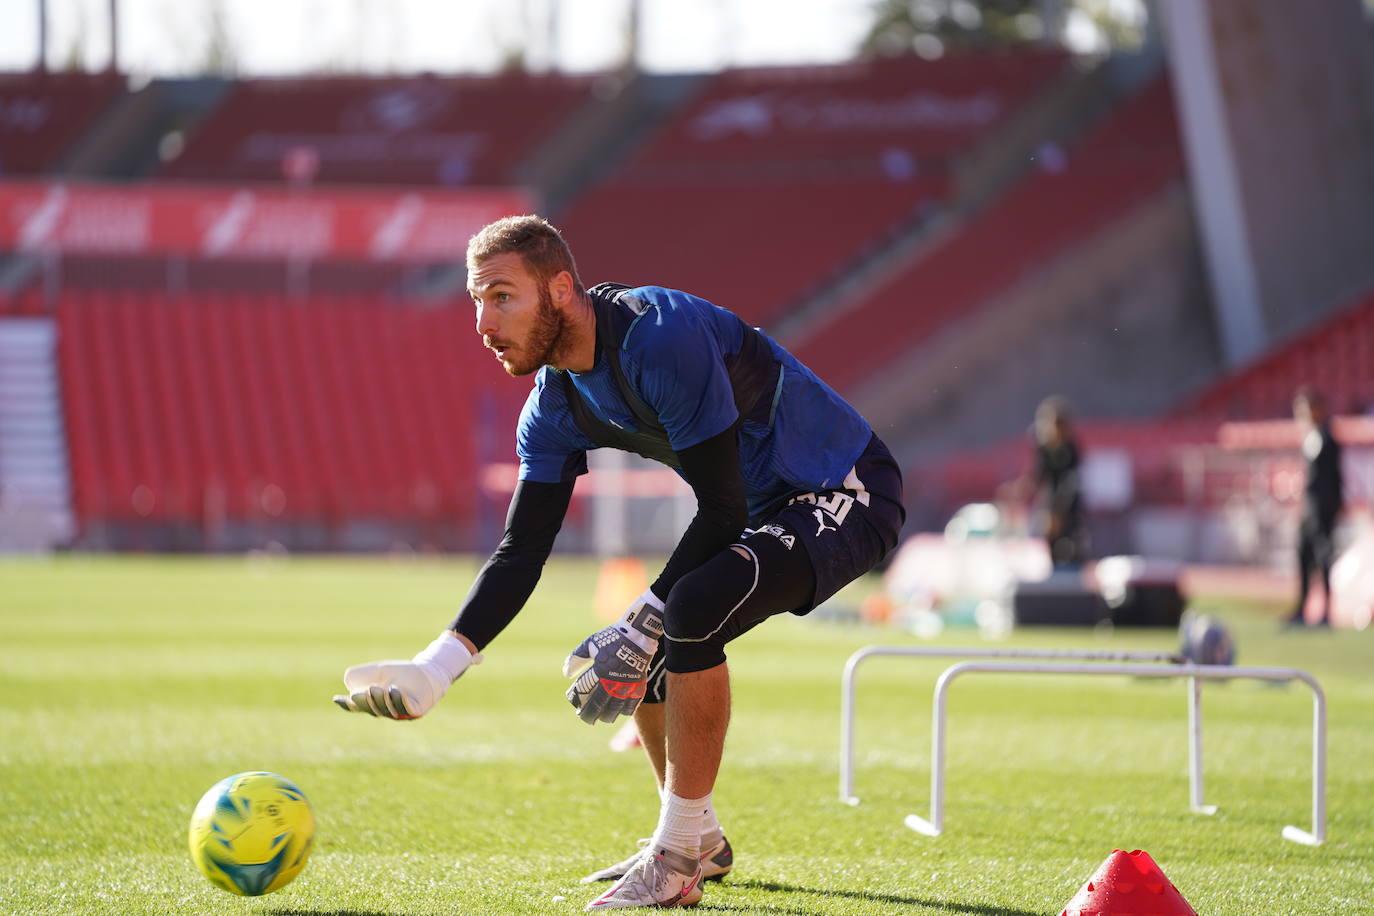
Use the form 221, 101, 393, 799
188, 771, 315, 896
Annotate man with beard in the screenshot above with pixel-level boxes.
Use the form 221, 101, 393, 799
333, 215, 905, 910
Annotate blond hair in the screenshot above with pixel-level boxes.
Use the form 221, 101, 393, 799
466, 215, 584, 294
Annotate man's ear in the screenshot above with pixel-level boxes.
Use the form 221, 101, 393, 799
548, 270, 575, 307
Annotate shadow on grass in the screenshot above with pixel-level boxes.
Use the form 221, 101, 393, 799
714, 879, 1044, 916
265, 910, 406, 916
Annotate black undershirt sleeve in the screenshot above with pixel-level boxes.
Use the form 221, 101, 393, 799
650, 424, 750, 601
448, 478, 575, 650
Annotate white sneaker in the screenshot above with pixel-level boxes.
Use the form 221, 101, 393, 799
580, 836, 733, 884
585, 847, 703, 910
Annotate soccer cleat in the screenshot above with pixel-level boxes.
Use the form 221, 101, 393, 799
581, 836, 733, 884
699, 835, 733, 879
586, 847, 703, 910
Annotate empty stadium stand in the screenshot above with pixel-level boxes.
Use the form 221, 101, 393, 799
5, 59, 1296, 555
560, 176, 944, 328
897, 266, 1374, 536
1175, 287, 1374, 421
0, 71, 124, 175
617, 50, 1069, 180
57, 291, 527, 548
790, 76, 1183, 394
159, 74, 602, 186
559, 50, 1068, 329
903, 282, 1374, 534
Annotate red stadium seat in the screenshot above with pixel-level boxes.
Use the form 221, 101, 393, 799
57, 292, 525, 536
1176, 287, 1374, 421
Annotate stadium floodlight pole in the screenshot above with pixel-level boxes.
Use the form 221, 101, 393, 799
36, 0, 48, 72
895, 661, 1326, 847
838, 645, 1181, 807
108, 0, 118, 72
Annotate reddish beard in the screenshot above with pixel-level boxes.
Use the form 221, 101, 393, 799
501, 286, 565, 377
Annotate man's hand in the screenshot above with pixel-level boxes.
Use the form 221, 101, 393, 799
333, 631, 481, 720
563, 590, 664, 724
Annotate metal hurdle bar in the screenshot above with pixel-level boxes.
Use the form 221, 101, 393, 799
840, 647, 1186, 808
839, 649, 1327, 846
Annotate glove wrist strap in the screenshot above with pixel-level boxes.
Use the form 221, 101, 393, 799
620, 603, 664, 653
414, 631, 482, 684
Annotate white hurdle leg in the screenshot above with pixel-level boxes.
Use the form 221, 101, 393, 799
1281, 682, 1328, 846
902, 682, 945, 836
839, 651, 861, 806
1189, 675, 1218, 814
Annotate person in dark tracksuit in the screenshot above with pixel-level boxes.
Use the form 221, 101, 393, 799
1287, 387, 1342, 628
1032, 396, 1084, 568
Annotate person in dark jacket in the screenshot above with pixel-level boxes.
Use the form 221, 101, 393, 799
1032, 396, 1084, 567
1287, 386, 1342, 627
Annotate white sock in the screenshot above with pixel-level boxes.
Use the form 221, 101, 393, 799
700, 799, 724, 846
651, 791, 709, 861
656, 784, 721, 843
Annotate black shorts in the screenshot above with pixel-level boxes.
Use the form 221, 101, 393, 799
770, 433, 906, 612
643, 434, 905, 700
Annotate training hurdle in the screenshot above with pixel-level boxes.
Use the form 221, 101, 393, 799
840, 647, 1184, 808
839, 647, 1326, 846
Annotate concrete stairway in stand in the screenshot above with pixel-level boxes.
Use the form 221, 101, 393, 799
0, 319, 75, 551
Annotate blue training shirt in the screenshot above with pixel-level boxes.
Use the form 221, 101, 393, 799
516, 286, 874, 519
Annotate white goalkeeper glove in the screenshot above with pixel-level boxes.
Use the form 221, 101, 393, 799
563, 589, 664, 724
333, 631, 482, 720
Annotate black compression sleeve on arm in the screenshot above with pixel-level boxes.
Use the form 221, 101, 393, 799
448, 478, 575, 650
651, 425, 749, 600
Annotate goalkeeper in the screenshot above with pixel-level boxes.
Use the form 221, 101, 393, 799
335, 215, 904, 910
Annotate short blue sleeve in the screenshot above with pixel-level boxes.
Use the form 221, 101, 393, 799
622, 289, 740, 451
516, 371, 590, 483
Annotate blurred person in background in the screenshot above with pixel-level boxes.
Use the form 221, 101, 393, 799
1032, 396, 1084, 567
1287, 386, 1343, 628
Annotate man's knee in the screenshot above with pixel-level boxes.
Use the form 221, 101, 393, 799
661, 548, 758, 674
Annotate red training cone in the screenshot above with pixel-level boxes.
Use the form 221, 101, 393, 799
1060, 849, 1198, 916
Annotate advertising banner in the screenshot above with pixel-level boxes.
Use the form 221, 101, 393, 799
0, 181, 530, 261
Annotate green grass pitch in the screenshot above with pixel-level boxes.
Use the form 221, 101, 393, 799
2, 555, 1371, 915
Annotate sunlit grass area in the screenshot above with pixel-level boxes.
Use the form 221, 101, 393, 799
2, 555, 1370, 915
